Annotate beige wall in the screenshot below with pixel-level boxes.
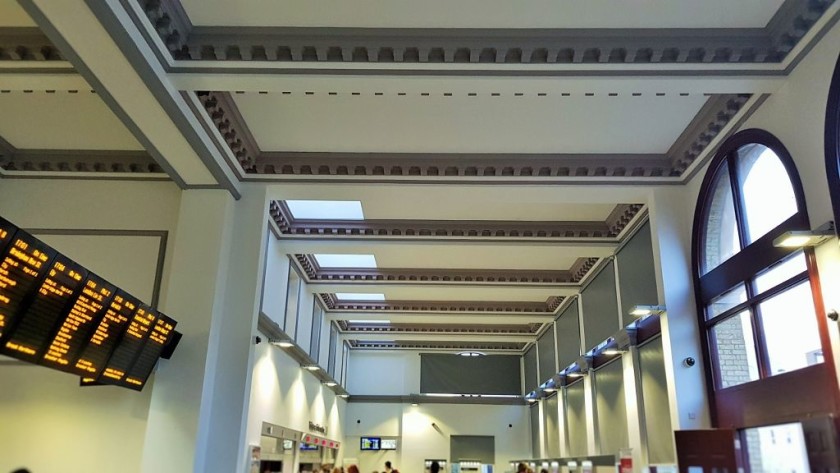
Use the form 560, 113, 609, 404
0, 179, 181, 473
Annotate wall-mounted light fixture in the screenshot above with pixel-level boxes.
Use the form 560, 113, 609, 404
270, 340, 294, 348
629, 304, 667, 317
773, 222, 835, 248
456, 351, 486, 357
303, 365, 320, 371
324, 381, 337, 387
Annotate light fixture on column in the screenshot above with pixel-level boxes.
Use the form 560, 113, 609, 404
773, 222, 835, 248
324, 381, 337, 387
629, 304, 666, 318
270, 339, 294, 348
303, 365, 320, 371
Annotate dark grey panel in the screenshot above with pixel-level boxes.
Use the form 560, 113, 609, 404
537, 327, 557, 383
530, 405, 541, 459
309, 298, 322, 361
617, 221, 660, 327
581, 260, 620, 352
639, 337, 675, 463
566, 380, 588, 456
451, 435, 495, 465
420, 354, 521, 395
555, 300, 582, 370
545, 393, 561, 458
523, 345, 538, 393
595, 358, 628, 455
327, 324, 338, 376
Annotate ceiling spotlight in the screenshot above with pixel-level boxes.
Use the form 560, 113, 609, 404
773, 223, 834, 248
629, 305, 666, 318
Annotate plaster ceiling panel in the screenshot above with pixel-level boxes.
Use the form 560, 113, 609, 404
181, 0, 784, 28
0, 1, 37, 27
234, 93, 706, 154
333, 285, 559, 303
0, 92, 143, 150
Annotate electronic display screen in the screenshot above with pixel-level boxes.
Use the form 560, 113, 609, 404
0, 216, 179, 391
380, 439, 397, 450
300, 443, 319, 451
360, 437, 381, 451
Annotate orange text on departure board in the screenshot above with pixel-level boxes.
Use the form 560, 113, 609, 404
0, 229, 7, 239
43, 281, 111, 366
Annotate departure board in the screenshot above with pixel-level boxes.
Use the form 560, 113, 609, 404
0, 215, 181, 392
73, 290, 137, 378
42, 274, 116, 374
99, 304, 157, 384
0, 227, 55, 340
120, 313, 176, 390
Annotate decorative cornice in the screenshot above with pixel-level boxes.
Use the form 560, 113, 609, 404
136, 0, 836, 66
197, 92, 748, 180
294, 253, 585, 284
570, 257, 600, 282
273, 201, 643, 240
0, 147, 163, 174
195, 91, 258, 173
337, 321, 544, 334
0, 27, 64, 61
668, 94, 752, 174
347, 339, 526, 351
320, 293, 565, 313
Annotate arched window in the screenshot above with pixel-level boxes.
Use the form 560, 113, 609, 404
693, 129, 836, 427
827, 53, 840, 225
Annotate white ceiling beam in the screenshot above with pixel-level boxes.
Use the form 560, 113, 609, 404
326, 312, 555, 324
341, 332, 534, 343
308, 282, 575, 299
0, 70, 89, 91
278, 238, 616, 257
19, 0, 240, 194
171, 72, 785, 96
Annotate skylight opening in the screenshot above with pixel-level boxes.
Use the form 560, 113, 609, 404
314, 254, 377, 269
348, 319, 391, 324
335, 293, 386, 301
285, 200, 364, 220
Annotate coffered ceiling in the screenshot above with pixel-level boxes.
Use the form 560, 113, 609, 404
2, 0, 840, 357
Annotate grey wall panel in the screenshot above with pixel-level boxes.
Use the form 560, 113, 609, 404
544, 393, 561, 458
639, 337, 675, 464
420, 354, 521, 395
555, 300, 582, 370
565, 380, 588, 456
537, 327, 557, 383
523, 345, 538, 392
530, 405, 541, 459
451, 435, 495, 464
581, 260, 620, 352
617, 221, 660, 327
595, 358, 628, 456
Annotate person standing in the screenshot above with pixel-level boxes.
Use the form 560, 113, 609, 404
384, 461, 394, 473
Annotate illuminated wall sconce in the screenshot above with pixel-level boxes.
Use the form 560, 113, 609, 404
324, 381, 337, 387
773, 222, 835, 248
303, 365, 321, 371
270, 339, 294, 348
629, 304, 666, 317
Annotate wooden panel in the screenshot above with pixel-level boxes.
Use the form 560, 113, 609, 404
675, 429, 743, 473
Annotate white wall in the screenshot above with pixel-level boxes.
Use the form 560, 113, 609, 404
345, 402, 530, 473
0, 179, 181, 473
262, 237, 292, 327
247, 340, 347, 465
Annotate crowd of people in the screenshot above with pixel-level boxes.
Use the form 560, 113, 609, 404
319, 460, 412, 473
516, 462, 548, 473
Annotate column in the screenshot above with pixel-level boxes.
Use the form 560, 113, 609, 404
647, 187, 711, 432
141, 185, 269, 473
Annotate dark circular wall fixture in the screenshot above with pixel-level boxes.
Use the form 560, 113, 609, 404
826, 52, 840, 227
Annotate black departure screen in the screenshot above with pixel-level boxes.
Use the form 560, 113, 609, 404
0, 229, 55, 340
120, 313, 176, 390
73, 290, 139, 378
99, 304, 157, 384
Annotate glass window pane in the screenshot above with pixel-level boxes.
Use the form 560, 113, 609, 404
760, 281, 823, 377
711, 311, 759, 388
738, 144, 798, 244
743, 423, 810, 473
702, 163, 741, 274
706, 284, 747, 319
754, 252, 808, 294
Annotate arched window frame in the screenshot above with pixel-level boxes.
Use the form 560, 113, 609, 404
692, 129, 838, 427
827, 53, 840, 225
